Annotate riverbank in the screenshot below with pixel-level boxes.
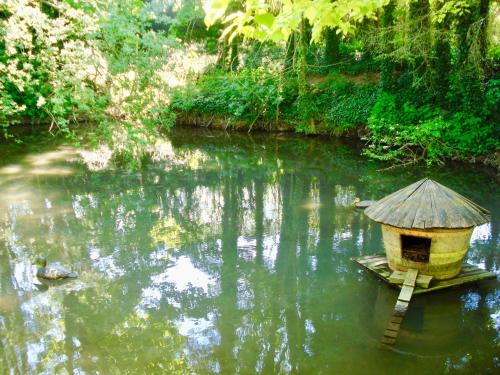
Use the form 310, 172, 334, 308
2, 114, 499, 173
174, 111, 500, 172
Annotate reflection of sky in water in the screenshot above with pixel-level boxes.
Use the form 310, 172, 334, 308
8, 200, 34, 220
303, 319, 315, 357
149, 246, 170, 265
44, 198, 52, 209
237, 237, 256, 261
333, 185, 356, 207
461, 291, 481, 311
21, 292, 67, 374
114, 204, 136, 232
88, 245, 125, 280
140, 287, 162, 309
262, 235, 279, 270
485, 289, 499, 310
466, 222, 497, 272
237, 278, 254, 310
236, 234, 281, 270
176, 312, 221, 370
177, 312, 218, 347
13, 261, 39, 292
470, 223, 492, 243
192, 186, 222, 225
136, 256, 217, 314
264, 186, 281, 224
491, 312, 500, 333
334, 230, 352, 243
152, 256, 215, 293
72, 195, 85, 219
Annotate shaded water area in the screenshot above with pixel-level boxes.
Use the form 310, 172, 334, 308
0, 128, 498, 374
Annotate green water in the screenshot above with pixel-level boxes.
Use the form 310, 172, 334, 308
0, 129, 498, 374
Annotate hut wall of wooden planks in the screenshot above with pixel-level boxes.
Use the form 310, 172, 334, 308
381, 225, 473, 280
365, 178, 490, 280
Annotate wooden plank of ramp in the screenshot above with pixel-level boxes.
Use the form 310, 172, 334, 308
381, 269, 418, 347
389, 271, 433, 289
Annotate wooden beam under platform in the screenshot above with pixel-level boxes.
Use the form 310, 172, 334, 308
351, 254, 497, 295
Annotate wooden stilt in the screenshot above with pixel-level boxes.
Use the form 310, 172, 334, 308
381, 269, 418, 347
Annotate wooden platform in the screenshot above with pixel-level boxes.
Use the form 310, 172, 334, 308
352, 254, 497, 295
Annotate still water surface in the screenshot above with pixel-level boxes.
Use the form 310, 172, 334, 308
0, 129, 498, 374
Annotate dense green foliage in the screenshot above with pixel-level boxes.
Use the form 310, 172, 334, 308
1, 0, 499, 167
171, 70, 380, 135
0, 0, 179, 159
172, 68, 282, 126
0, 0, 104, 134
365, 80, 499, 165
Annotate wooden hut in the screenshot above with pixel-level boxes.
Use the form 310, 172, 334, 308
364, 178, 490, 280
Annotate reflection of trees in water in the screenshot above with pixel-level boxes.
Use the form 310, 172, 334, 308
0, 245, 27, 374
0, 131, 498, 373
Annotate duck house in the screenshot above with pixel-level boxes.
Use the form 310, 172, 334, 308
364, 178, 490, 280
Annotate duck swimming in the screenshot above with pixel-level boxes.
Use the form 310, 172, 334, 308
35, 256, 78, 280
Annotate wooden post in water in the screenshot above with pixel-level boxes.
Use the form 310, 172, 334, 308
381, 268, 418, 347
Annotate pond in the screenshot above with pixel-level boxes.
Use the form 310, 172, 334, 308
0, 128, 498, 374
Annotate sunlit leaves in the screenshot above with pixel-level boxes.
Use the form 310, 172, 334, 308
205, 0, 389, 44
203, 0, 229, 27
254, 12, 274, 29
433, 0, 471, 23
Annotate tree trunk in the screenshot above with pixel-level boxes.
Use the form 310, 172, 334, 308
216, 39, 229, 70
298, 18, 308, 98
455, 4, 473, 71
408, 0, 431, 85
380, 0, 396, 90
455, 0, 490, 75
478, 0, 490, 74
430, 2, 452, 102
323, 27, 340, 66
230, 36, 239, 72
285, 33, 296, 72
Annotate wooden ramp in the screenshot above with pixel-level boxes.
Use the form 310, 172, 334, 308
352, 254, 497, 348
381, 269, 418, 346
351, 254, 497, 295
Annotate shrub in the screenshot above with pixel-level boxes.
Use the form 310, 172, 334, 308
171, 68, 283, 126
0, 0, 106, 134
326, 85, 378, 131
364, 92, 499, 165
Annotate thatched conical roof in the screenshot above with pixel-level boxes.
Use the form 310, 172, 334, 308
364, 178, 490, 229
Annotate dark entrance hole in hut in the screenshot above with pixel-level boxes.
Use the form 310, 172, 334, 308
401, 235, 431, 263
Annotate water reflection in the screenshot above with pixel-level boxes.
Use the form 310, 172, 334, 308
0, 129, 498, 374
